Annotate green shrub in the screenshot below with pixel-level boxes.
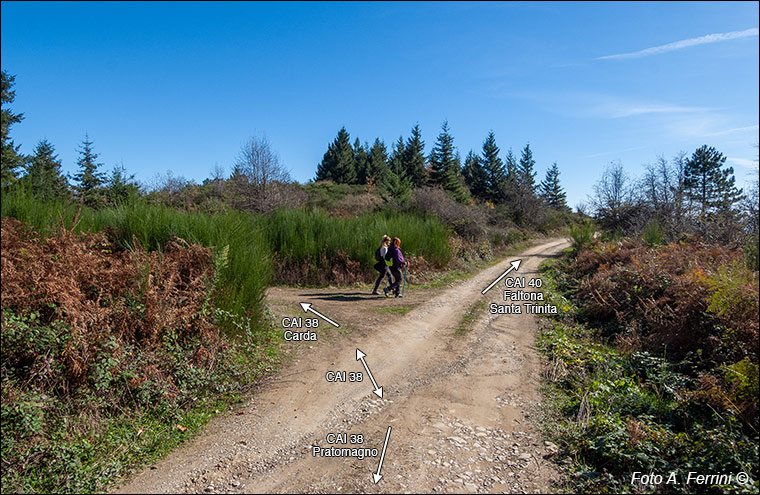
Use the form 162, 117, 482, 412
642, 218, 664, 247
569, 220, 595, 253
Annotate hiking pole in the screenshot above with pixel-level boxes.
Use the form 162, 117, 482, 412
401, 265, 408, 297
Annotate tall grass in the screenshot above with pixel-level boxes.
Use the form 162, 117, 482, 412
2, 187, 453, 314
1, 186, 271, 322
265, 208, 452, 268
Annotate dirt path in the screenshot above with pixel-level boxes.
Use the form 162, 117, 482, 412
115, 238, 569, 494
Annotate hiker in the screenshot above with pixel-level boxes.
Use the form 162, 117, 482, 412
371, 235, 392, 295
384, 237, 407, 298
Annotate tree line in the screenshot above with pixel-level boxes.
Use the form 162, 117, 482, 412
586, 146, 755, 247
314, 122, 569, 217
1, 71, 140, 207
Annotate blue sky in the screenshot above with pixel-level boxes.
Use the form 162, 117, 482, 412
1, 1, 758, 208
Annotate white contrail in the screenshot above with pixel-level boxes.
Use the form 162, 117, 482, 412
597, 27, 759, 60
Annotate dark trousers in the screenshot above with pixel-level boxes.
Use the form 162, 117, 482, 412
388, 266, 403, 294
373, 263, 392, 292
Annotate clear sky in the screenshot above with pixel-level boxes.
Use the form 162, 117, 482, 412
2, 1, 758, 208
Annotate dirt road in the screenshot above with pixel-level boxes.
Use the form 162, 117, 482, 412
115, 238, 569, 494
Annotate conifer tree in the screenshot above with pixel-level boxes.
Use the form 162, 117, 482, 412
684, 145, 743, 218
403, 124, 427, 187
1, 71, 24, 186
428, 121, 469, 203
517, 143, 537, 194
505, 148, 518, 183
388, 136, 405, 176
25, 139, 69, 200
353, 138, 369, 184
106, 163, 139, 204
481, 131, 506, 202
367, 138, 390, 185
315, 127, 356, 184
539, 162, 568, 211
462, 150, 489, 200
74, 134, 106, 206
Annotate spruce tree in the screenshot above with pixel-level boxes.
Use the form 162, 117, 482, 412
481, 131, 506, 203
25, 139, 69, 200
403, 124, 427, 187
1, 71, 24, 186
539, 162, 568, 211
353, 138, 369, 184
462, 150, 489, 201
505, 148, 518, 183
316, 127, 357, 184
74, 134, 106, 207
367, 138, 390, 186
389, 136, 405, 176
428, 121, 469, 203
684, 145, 743, 218
106, 163, 139, 204
517, 143, 537, 194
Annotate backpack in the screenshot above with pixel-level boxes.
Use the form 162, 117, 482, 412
375, 247, 383, 262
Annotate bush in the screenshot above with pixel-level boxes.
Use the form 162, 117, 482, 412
1, 218, 278, 493
410, 187, 487, 241
569, 220, 595, 253
537, 256, 759, 494
642, 218, 664, 247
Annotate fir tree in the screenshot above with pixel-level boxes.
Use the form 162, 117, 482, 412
684, 145, 743, 218
1, 71, 24, 186
539, 162, 568, 211
367, 138, 390, 186
403, 124, 427, 187
316, 127, 357, 184
106, 163, 139, 204
517, 143, 537, 194
481, 131, 506, 202
25, 139, 69, 200
74, 134, 106, 207
353, 138, 369, 184
388, 136, 405, 176
505, 148, 518, 183
462, 150, 489, 200
428, 121, 469, 203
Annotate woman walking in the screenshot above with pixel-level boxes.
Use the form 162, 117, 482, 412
384, 237, 407, 298
371, 235, 392, 295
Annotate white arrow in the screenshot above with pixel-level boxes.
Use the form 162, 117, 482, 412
356, 348, 383, 398
481, 259, 522, 295
373, 426, 392, 484
299, 302, 340, 327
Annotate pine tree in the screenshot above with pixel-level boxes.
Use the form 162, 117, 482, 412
539, 162, 568, 211
517, 143, 536, 194
684, 145, 743, 218
481, 131, 506, 203
428, 121, 469, 203
462, 150, 489, 200
353, 138, 369, 184
74, 134, 106, 206
403, 124, 427, 187
25, 139, 69, 200
315, 127, 357, 184
1, 71, 24, 186
367, 138, 390, 185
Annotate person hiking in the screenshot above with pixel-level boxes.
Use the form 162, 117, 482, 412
384, 237, 407, 298
371, 235, 392, 295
